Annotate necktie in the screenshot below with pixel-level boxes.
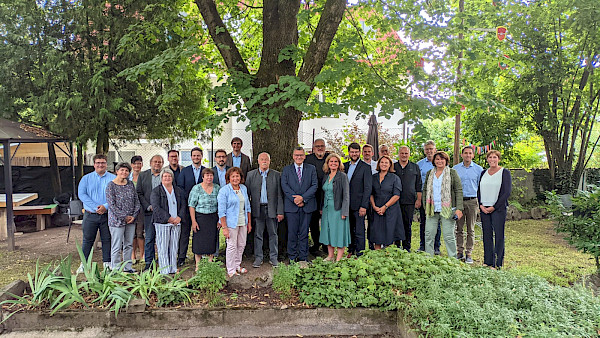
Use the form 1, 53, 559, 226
297, 166, 302, 183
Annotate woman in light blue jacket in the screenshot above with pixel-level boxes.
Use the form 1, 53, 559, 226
218, 167, 252, 277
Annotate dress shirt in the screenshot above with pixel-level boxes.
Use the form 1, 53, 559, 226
78, 170, 116, 213
260, 169, 269, 204
232, 153, 242, 168
368, 159, 378, 174
151, 172, 161, 189
432, 172, 444, 212
215, 166, 227, 187
347, 161, 358, 181
453, 161, 483, 197
192, 165, 202, 184
417, 157, 434, 185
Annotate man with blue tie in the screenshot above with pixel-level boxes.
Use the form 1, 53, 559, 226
176, 147, 206, 266
344, 143, 372, 256
281, 147, 318, 263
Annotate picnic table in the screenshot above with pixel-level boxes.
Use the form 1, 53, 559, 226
0, 193, 38, 241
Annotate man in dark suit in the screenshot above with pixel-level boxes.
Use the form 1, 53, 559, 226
165, 149, 184, 182
344, 143, 373, 256
394, 146, 422, 252
212, 149, 230, 187
225, 137, 252, 179
176, 147, 205, 266
136, 154, 164, 270
281, 147, 318, 263
304, 138, 329, 255
246, 152, 285, 267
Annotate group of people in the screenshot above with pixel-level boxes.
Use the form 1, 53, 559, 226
77, 137, 512, 277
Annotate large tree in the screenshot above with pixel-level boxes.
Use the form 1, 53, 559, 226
0, 0, 213, 154
194, 0, 448, 169
439, 0, 600, 193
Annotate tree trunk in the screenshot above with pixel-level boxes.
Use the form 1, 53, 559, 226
47, 142, 62, 195
95, 128, 109, 155
252, 106, 302, 171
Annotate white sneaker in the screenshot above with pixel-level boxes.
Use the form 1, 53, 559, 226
76, 263, 84, 274
103, 262, 111, 270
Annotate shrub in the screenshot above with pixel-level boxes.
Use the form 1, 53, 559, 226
187, 258, 227, 305
404, 268, 600, 337
546, 187, 600, 271
272, 262, 301, 300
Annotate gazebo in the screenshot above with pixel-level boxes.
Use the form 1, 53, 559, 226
0, 118, 75, 250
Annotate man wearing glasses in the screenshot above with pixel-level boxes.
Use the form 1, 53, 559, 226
77, 154, 116, 272
165, 150, 184, 182
212, 149, 230, 187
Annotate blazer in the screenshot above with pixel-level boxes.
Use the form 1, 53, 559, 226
477, 168, 512, 212
150, 184, 186, 224
212, 165, 231, 187
422, 168, 464, 212
281, 163, 318, 213
136, 169, 158, 215
226, 152, 252, 178
245, 168, 284, 219
343, 160, 373, 210
177, 165, 206, 197
217, 183, 252, 229
321, 171, 350, 217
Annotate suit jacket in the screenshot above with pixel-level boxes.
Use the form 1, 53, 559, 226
245, 168, 284, 219
212, 165, 230, 187
343, 160, 373, 210
136, 169, 159, 215
321, 171, 350, 217
226, 152, 252, 178
176, 165, 206, 197
281, 163, 318, 213
150, 184, 187, 224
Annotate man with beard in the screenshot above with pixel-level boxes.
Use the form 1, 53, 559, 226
304, 139, 330, 255
343, 143, 372, 256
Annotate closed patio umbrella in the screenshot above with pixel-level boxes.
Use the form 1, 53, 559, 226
366, 114, 380, 161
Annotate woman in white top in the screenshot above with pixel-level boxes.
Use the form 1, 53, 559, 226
477, 150, 512, 269
218, 167, 252, 278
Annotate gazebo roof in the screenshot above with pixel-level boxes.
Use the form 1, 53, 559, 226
0, 118, 65, 143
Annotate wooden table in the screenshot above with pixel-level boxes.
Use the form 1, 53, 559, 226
0, 193, 38, 240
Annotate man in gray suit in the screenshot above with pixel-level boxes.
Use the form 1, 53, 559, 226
245, 152, 284, 267
136, 154, 164, 271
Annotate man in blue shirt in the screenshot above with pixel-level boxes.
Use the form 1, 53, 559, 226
225, 137, 252, 179
416, 140, 441, 254
453, 146, 483, 263
212, 149, 229, 187
78, 154, 116, 272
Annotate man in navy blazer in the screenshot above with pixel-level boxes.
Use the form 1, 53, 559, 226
281, 146, 318, 262
176, 147, 206, 266
212, 149, 230, 187
344, 143, 373, 256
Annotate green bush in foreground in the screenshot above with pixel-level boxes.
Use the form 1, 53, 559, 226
281, 247, 600, 336
272, 262, 301, 300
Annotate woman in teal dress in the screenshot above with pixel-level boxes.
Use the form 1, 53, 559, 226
319, 153, 351, 262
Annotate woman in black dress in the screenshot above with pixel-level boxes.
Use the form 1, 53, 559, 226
188, 168, 221, 271
369, 155, 404, 249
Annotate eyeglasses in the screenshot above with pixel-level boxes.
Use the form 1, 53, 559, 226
215, 155, 226, 158
94, 161, 107, 165
314, 145, 325, 148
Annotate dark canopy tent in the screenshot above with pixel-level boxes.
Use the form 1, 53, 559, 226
0, 118, 74, 250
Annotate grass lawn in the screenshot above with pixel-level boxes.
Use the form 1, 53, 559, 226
422, 219, 597, 286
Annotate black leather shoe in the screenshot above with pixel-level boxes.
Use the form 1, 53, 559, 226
177, 259, 185, 267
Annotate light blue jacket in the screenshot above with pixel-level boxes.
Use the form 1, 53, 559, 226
217, 183, 252, 229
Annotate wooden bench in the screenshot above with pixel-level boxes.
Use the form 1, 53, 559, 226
13, 204, 57, 231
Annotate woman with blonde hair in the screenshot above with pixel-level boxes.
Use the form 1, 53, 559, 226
319, 153, 350, 261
